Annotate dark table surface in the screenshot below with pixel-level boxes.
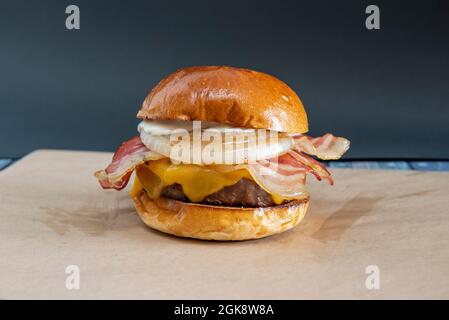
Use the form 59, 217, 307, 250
1, 158, 448, 172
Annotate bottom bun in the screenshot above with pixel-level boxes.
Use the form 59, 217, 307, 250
132, 190, 309, 241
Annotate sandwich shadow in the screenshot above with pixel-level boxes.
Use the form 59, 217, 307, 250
311, 193, 384, 243
39, 204, 137, 236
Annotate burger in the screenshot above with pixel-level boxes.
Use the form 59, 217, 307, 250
95, 66, 350, 240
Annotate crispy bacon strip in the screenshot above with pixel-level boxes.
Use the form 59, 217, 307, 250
95, 133, 349, 199
287, 150, 334, 185
293, 133, 350, 160
245, 148, 336, 199
246, 158, 308, 199
94, 136, 163, 190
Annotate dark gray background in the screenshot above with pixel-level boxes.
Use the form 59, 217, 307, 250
1, 0, 448, 158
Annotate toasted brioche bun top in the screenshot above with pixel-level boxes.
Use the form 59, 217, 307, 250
137, 66, 308, 133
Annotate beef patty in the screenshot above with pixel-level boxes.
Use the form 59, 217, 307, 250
160, 178, 283, 207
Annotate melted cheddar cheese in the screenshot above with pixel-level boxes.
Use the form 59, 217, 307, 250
130, 159, 286, 204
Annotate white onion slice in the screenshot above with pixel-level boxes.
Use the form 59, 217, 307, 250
139, 129, 294, 165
